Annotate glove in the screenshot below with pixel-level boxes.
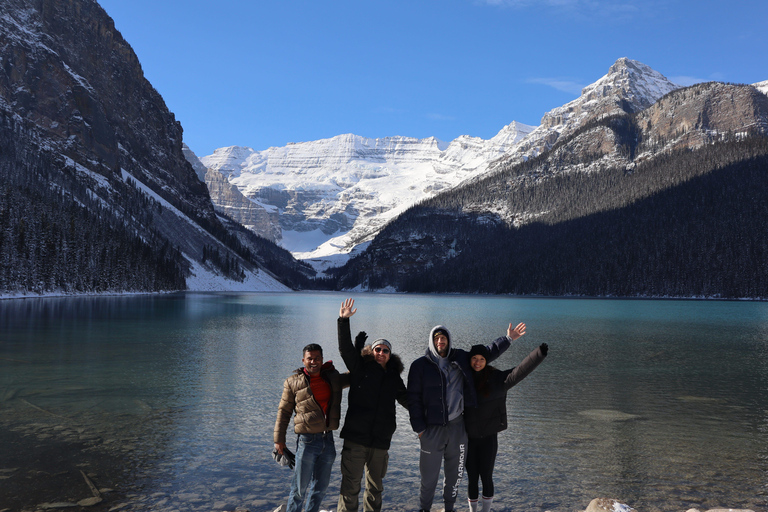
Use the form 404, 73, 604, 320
272, 446, 295, 469
539, 343, 549, 356
355, 331, 368, 352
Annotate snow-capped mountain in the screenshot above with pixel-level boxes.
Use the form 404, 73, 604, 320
489, 57, 680, 169
199, 58, 680, 272
200, 121, 534, 269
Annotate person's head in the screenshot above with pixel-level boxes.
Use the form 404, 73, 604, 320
469, 344, 489, 372
371, 338, 392, 367
430, 326, 451, 358
302, 343, 324, 375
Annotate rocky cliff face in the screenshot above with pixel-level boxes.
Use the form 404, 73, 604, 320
638, 81, 768, 151
1, 0, 214, 222
183, 144, 281, 243
0, 0, 298, 292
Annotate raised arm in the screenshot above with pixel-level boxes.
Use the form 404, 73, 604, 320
485, 322, 526, 363
338, 298, 364, 374
503, 343, 548, 392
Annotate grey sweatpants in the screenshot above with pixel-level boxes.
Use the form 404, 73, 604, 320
418, 416, 467, 511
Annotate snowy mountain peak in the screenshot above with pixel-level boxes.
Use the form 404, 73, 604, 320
542, 57, 679, 129
205, 146, 258, 178
490, 121, 537, 146
755, 80, 768, 96
488, 58, 683, 167
200, 124, 538, 268
594, 57, 678, 110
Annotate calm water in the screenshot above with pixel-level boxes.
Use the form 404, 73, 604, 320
0, 292, 766, 512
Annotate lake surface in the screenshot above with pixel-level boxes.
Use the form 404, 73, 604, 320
1, 292, 766, 512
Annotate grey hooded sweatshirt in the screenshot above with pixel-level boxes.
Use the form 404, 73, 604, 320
428, 325, 464, 421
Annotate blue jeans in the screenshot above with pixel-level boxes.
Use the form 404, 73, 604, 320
287, 432, 337, 512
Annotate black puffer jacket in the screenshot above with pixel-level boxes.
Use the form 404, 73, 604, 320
464, 345, 547, 439
407, 325, 511, 434
337, 317, 408, 450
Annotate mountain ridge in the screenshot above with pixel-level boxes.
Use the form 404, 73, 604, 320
197, 58, 682, 272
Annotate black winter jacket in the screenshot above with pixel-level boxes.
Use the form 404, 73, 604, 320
407, 325, 511, 434
464, 345, 547, 438
337, 317, 408, 450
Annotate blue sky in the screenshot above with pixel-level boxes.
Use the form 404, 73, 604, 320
98, 0, 768, 157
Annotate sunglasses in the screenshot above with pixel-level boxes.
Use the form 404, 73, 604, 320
373, 347, 390, 354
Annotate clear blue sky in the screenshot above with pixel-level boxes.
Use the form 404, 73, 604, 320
98, 0, 768, 157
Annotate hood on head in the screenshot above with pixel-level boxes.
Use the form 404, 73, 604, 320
428, 325, 451, 359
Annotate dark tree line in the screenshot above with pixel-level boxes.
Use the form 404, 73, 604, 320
0, 160, 186, 294
201, 244, 245, 281
330, 135, 768, 298
0, 109, 322, 293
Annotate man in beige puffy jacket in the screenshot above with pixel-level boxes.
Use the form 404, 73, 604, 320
274, 343, 347, 512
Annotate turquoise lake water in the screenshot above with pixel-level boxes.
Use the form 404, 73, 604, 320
1, 292, 766, 511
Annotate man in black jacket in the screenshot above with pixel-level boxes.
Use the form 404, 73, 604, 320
337, 298, 408, 512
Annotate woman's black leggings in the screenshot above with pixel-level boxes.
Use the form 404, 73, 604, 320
466, 434, 498, 499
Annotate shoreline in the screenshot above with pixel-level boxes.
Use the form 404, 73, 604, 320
2, 289, 767, 302
0, 413, 760, 512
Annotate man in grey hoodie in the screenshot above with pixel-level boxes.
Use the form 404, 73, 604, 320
407, 322, 526, 512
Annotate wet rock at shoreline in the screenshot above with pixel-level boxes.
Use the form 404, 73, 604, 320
585, 498, 636, 512
582, 498, 756, 512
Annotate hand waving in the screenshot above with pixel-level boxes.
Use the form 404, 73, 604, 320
340, 298, 357, 318
507, 322, 526, 340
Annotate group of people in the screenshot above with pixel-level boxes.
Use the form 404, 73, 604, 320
273, 298, 548, 512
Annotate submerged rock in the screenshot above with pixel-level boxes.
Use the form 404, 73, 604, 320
77, 496, 103, 506
578, 409, 640, 421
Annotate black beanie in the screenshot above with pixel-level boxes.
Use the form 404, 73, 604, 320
468, 344, 489, 361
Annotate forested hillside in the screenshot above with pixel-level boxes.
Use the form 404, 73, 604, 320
0, 0, 316, 295
0, 115, 185, 293
331, 134, 768, 298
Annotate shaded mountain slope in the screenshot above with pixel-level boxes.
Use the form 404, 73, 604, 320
330, 82, 768, 298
